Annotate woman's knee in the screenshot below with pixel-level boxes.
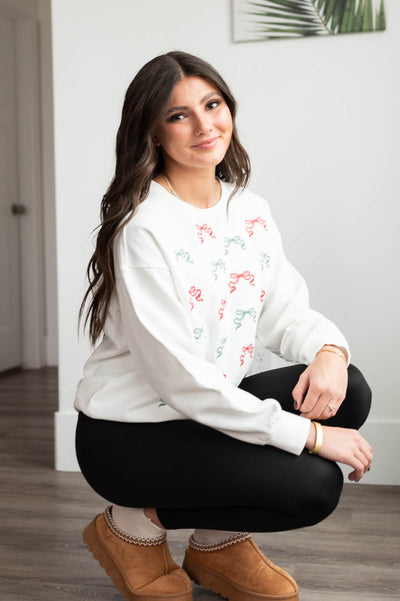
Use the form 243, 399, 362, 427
298, 458, 344, 527
345, 365, 372, 429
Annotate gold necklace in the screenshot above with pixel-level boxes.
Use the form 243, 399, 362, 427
163, 174, 178, 197
163, 174, 221, 208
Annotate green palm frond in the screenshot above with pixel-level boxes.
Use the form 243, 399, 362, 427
243, 0, 386, 39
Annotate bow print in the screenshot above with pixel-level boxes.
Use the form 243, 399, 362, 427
233, 308, 257, 330
245, 217, 267, 238
229, 271, 255, 293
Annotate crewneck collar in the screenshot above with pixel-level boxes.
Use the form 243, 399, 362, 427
151, 179, 230, 214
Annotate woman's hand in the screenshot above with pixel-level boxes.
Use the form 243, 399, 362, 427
306, 424, 373, 482
292, 347, 348, 420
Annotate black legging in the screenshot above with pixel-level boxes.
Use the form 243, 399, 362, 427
76, 364, 371, 533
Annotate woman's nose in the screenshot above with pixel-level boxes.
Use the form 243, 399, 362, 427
193, 112, 212, 135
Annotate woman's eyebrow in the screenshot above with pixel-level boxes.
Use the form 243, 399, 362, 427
165, 92, 221, 115
165, 105, 187, 115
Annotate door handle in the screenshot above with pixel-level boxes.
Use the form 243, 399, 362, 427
11, 204, 27, 215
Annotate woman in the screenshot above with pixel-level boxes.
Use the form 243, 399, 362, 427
75, 51, 372, 601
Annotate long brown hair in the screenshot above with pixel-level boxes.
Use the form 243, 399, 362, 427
79, 51, 251, 345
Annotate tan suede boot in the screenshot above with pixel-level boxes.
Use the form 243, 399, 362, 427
83, 506, 192, 601
182, 533, 299, 601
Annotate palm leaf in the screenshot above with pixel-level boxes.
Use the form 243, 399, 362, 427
243, 0, 386, 39
375, 0, 386, 30
341, 0, 356, 32
364, 0, 374, 30
353, 0, 365, 29
331, 0, 347, 32
326, 0, 341, 24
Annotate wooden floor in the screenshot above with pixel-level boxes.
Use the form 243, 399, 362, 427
0, 368, 399, 601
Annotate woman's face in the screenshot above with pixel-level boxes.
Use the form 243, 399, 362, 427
154, 76, 233, 172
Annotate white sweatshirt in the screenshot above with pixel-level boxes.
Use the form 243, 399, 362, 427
74, 180, 349, 455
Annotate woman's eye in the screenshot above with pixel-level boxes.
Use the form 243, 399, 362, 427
167, 113, 185, 123
207, 100, 220, 110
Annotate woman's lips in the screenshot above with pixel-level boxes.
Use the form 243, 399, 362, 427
192, 137, 219, 149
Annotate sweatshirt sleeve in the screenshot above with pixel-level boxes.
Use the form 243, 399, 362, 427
256, 214, 350, 365
114, 223, 311, 455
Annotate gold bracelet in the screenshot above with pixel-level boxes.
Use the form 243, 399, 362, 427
316, 347, 347, 364
308, 421, 323, 455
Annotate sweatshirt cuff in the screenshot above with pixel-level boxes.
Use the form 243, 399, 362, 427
265, 409, 311, 455
302, 335, 351, 367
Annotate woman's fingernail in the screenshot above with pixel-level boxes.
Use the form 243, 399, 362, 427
294, 401, 298, 410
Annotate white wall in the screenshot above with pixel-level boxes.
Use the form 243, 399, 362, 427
52, 0, 400, 483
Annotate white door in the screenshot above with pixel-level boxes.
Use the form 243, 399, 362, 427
0, 14, 22, 371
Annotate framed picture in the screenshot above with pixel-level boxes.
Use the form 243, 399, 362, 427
233, 0, 386, 42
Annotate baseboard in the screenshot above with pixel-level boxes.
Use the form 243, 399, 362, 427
54, 412, 400, 485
